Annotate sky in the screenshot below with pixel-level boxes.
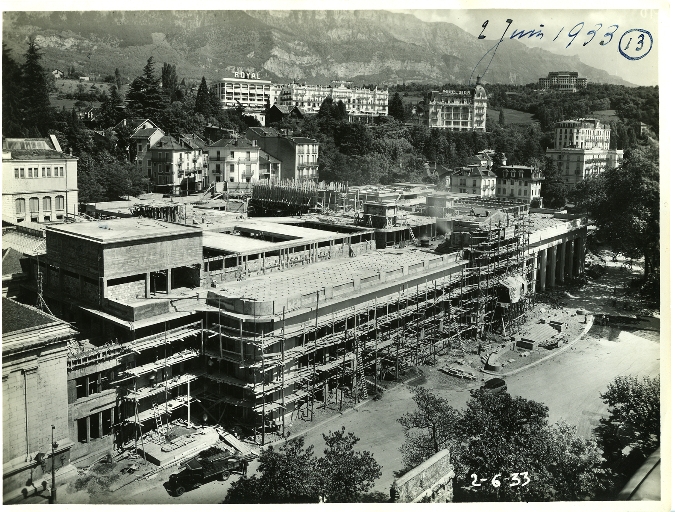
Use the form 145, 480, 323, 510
395, 9, 660, 86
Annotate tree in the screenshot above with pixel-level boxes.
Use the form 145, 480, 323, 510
195, 76, 212, 117
583, 143, 659, 277
594, 375, 660, 494
2, 43, 24, 136
399, 388, 607, 502
126, 57, 166, 119
97, 84, 124, 128
317, 427, 382, 502
540, 157, 567, 208
224, 436, 320, 503
498, 108, 505, 126
161, 63, 178, 102
114, 67, 122, 89
21, 38, 54, 136
398, 387, 460, 469
388, 92, 406, 122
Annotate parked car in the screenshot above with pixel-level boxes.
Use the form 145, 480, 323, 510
168, 453, 247, 496
481, 377, 507, 393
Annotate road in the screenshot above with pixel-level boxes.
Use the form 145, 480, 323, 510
60, 320, 659, 504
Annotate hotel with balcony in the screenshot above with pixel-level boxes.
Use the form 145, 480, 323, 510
246, 127, 319, 182
279, 82, 388, 122
206, 137, 268, 185
423, 77, 487, 131
216, 74, 273, 125
545, 118, 623, 188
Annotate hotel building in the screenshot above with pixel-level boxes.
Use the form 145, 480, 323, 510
423, 78, 487, 131
538, 72, 588, 92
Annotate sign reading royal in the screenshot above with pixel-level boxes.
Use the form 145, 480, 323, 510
234, 71, 261, 79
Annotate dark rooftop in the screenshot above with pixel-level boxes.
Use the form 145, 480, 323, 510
2, 297, 56, 334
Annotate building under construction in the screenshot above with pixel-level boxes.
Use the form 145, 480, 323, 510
8, 190, 588, 467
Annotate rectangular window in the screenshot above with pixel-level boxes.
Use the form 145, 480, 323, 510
89, 413, 100, 440
77, 418, 88, 443
75, 376, 87, 399
102, 410, 113, 437
88, 373, 100, 395
59, 167, 64, 176
20, 168, 25, 178
14, 168, 19, 179
230, 151, 235, 159
28, 168, 33, 178
230, 164, 235, 173
42, 167, 46, 177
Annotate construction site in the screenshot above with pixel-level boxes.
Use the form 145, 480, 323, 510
4, 180, 589, 481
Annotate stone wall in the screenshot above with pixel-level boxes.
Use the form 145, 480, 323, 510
390, 449, 454, 503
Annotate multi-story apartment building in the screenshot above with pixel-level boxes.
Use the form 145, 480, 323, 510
279, 82, 388, 122
149, 135, 207, 195
442, 167, 497, 197
2, 137, 78, 224
494, 165, 544, 203
131, 127, 165, 179
538, 71, 588, 92
546, 118, 623, 188
206, 137, 265, 185
423, 77, 487, 131
246, 127, 319, 181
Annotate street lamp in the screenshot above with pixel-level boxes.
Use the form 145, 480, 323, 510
51, 425, 58, 504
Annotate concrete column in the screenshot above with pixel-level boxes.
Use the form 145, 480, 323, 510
538, 249, 547, 292
558, 240, 567, 283
145, 272, 151, 298
166, 268, 172, 294
573, 237, 582, 276
548, 244, 557, 288
101, 278, 107, 300
566, 240, 574, 278
579, 236, 586, 275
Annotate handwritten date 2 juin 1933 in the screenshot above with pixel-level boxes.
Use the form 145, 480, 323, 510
478, 20, 653, 61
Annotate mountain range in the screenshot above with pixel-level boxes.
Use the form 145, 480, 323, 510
2, 10, 634, 87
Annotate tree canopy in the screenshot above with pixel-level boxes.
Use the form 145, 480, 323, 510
398, 387, 607, 502
224, 429, 381, 503
572, 142, 659, 277
126, 57, 166, 119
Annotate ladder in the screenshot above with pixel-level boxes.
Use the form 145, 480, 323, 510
152, 403, 164, 434
355, 353, 368, 400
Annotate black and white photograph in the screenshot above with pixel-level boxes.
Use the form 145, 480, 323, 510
1, 4, 667, 508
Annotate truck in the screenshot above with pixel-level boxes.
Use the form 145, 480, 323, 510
167, 453, 248, 497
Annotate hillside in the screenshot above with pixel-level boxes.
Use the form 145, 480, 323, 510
2, 10, 634, 87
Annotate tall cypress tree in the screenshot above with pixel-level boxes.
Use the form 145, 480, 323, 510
195, 76, 212, 116
126, 57, 166, 120
2, 43, 23, 136
21, 38, 54, 136
161, 63, 178, 102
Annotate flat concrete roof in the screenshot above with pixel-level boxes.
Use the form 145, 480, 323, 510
204, 220, 369, 256
47, 218, 201, 244
211, 249, 457, 303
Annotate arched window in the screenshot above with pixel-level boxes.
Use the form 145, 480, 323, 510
29, 197, 39, 213
43, 196, 52, 211
15, 198, 25, 214
55, 195, 65, 210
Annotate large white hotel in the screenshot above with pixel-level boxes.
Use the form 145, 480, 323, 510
423, 78, 487, 131
546, 118, 623, 188
216, 72, 388, 124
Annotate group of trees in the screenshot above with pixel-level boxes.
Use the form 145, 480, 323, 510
224, 427, 381, 503
398, 375, 660, 502
220, 373, 659, 503
570, 141, 660, 288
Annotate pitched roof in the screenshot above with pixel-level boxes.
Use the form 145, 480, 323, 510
150, 135, 191, 151
2, 247, 27, 276
2, 297, 57, 334
248, 127, 279, 137
131, 127, 163, 139
289, 137, 318, 144
208, 137, 257, 149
